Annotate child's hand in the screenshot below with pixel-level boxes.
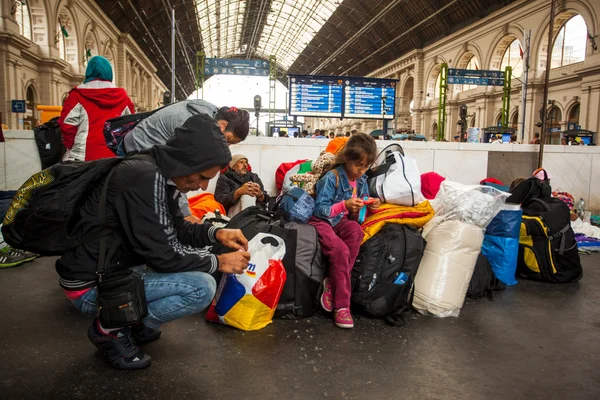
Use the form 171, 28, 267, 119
367, 198, 381, 210
345, 198, 364, 213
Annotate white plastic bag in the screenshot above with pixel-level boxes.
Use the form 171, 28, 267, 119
413, 219, 484, 318
369, 151, 424, 206
206, 233, 287, 331
433, 181, 509, 229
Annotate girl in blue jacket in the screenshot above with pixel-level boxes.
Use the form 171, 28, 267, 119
309, 133, 380, 328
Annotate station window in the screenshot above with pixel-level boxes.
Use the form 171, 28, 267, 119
15, 0, 32, 40
501, 39, 524, 78
57, 23, 66, 60
551, 15, 587, 68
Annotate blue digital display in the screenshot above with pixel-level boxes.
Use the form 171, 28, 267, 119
343, 78, 396, 120
288, 75, 397, 120
289, 75, 343, 117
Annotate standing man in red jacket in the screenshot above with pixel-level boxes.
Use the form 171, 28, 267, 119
59, 56, 134, 161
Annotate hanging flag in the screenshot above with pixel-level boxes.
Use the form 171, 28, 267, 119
86, 48, 92, 58
60, 23, 69, 38
519, 44, 524, 59
475, 62, 479, 70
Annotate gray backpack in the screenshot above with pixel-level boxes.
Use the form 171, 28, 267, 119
273, 221, 327, 319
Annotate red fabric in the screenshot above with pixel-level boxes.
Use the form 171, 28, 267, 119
420, 172, 446, 200
275, 159, 307, 191
59, 86, 134, 161
480, 177, 504, 185
63, 288, 91, 300
188, 193, 226, 219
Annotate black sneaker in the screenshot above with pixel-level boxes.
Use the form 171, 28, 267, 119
0, 246, 38, 268
131, 323, 162, 345
87, 320, 152, 370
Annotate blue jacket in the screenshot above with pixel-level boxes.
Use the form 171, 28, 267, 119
313, 165, 369, 227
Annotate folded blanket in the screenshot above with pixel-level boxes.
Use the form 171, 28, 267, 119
361, 201, 434, 244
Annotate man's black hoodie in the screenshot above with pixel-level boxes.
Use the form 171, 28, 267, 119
56, 114, 232, 290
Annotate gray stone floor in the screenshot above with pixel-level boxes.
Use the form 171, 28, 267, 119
0, 254, 599, 400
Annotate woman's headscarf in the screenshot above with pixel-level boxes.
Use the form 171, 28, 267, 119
84, 56, 113, 83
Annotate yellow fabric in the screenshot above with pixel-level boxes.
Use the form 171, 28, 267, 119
222, 294, 276, 331
361, 201, 435, 244
519, 216, 557, 274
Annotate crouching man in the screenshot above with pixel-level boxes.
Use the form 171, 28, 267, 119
56, 114, 250, 369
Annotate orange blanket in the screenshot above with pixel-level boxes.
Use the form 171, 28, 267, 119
361, 201, 435, 244
188, 193, 226, 220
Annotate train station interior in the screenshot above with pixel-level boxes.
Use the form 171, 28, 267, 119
1, 0, 599, 399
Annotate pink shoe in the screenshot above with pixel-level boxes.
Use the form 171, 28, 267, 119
334, 308, 354, 329
320, 277, 333, 312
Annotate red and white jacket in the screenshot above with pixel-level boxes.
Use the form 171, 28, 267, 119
59, 80, 134, 161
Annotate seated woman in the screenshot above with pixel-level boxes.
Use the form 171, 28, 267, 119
215, 154, 269, 217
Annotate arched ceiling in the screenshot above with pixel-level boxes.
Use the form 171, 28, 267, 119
95, 0, 516, 100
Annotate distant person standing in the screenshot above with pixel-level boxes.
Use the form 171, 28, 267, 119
530, 132, 541, 144
278, 130, 288, 138
59, 56, 134, 161
329, 132, 335, 139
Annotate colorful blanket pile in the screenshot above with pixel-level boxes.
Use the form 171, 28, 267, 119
361, 201, 435, 244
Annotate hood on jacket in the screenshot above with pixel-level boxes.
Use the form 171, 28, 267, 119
84, 56, 113, 83
70, 85, 131, 110
150, 113, 232, 178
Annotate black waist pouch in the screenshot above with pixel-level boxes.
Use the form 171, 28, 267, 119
97, 271, 148, 329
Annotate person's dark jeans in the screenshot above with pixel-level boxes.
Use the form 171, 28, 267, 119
0, 191, 17, 222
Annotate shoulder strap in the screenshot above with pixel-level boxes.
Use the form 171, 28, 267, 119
96, 166, 122, 280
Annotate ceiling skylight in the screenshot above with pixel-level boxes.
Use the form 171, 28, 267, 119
256, 0, 339, 69
195, 0, 247, 58
194, 0, 340, 69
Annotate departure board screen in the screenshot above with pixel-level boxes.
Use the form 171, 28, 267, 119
344, 78, 396, 119
288, 74, 397, 119
288, 75, 343, 117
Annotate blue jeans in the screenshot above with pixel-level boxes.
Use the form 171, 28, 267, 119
70, 269, 217, 329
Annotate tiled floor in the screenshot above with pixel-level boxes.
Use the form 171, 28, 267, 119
1, 254, 598, 399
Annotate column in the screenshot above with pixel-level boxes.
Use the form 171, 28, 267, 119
413, 51, 425, 134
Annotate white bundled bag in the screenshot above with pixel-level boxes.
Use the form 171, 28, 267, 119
367, 144, 424, 206
431, 181, 510, 229
413, 218, 484, 318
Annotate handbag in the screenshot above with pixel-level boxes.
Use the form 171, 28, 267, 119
95, 167, 148, 328
366, 144, 424, 206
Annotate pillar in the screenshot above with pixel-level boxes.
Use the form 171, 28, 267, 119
413, 50, 425, 134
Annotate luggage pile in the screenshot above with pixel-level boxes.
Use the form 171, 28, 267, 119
5, 135, 583, 332
202, 141, 584, 331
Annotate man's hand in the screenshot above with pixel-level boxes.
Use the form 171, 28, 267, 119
345, 198, 364, 213
216, 228, 249, 251
236, 183, 254, 198
367, 198, 381, 211
217, 252, 250, 274
248, 183, 263, 199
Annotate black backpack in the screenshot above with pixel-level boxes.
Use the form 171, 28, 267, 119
509, 174, 582, 283
351, 223, 426, 326
34, 117, 66, 169
467, 253, 506, 300
211, 207, 326, 319
2, 158, 123, 255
